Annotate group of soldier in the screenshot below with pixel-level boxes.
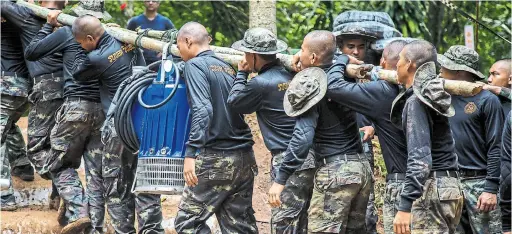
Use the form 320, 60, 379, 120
1, 1, 511, 234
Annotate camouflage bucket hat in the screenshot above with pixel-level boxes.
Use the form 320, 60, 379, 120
283, 67, 327, 117
413, 61, 455, 117
232, 28, 288, 55
438, 45, 485, 80
72, 0, 112, 21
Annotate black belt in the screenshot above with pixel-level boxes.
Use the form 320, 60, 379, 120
318, 153, 365, 166
459, 170, 486, 178
386, 173, 405, 182
386, 171, 458, 182
428, 170, 458, 178
33, 72, 63, 84
65, 96, 101, 103
201, 147, 252, 156
1, 71, 21, 77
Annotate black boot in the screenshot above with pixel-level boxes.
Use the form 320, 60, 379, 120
1, 194, 17, 211
12, 164, 35, 181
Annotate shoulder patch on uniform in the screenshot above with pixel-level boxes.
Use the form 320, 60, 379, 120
464, 102, 477, 114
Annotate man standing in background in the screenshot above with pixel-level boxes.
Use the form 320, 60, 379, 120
127, 0, 175, 65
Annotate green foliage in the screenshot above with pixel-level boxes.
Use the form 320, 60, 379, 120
104, 0, 510, 74
372, 139, 386, 211
104, 1, 248, 47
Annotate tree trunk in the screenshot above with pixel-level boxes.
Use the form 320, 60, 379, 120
249, 0, 277, 35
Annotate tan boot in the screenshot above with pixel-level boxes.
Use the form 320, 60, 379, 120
57, 199, 67, 226
60, 217, 91, 234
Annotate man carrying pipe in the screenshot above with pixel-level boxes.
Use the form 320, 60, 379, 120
0, 1, 33, 211
1, 0, 66, 212
392, 40, 463, 234
71, 15, 164, 233
487, 58, 512, 115
227, 28, 316, 233
23, 1, 109, 232
438, 45, 504, 234
325, 39, 416, 234
268, 30, 372, 233
174, 22, 258, 234
333, 12, 380, 234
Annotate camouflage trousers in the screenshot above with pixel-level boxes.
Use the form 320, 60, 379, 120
500, 173, 511, 232
383, 177, 404, 234
409, 176, 463, 233
308, 154, 373, 233
102, 133, 163, 233
363, 141, 378, 234
42, 99, 106, 228
175, 149, 259, 234
456, 177, 502, 234
0, 140, 13, 197
270, 151, 315, 234
6, 126, 30, 168
27, 75, 64, 177
1, 94, 31, 169
1, 74, 32, 197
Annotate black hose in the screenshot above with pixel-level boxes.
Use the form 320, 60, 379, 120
114, 68, 156, 152
113, 60, 181, 152
147, 60, 162, 70
137, 68, 180, 109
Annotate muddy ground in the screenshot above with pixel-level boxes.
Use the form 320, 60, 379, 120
2, 114, 385, 233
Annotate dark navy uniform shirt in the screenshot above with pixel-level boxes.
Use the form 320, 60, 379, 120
274, 64, 362, 185
502, 111, 511, 184
501, 111, 511, 232
327, 55, 407, 174
1, 1, 62, 78
449, 91, 504, 193
227, 61, 295, 152
183, 50, 254, 158
398, 90, 458, 212
25, 24, 101, 103
499, 96, 511, 116
1, 14, 29, 77
72, 32, 145, 113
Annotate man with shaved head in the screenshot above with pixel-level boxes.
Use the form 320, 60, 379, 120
380, 40, 409, 70
268, 30, 370, 233
72, 15, 164, 234
487, 59, 512, 114
24, 3, 111, 232
391, 40, 462, 234
174, 22, 257, 234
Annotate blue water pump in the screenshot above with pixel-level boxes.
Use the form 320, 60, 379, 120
128, 46, 191, 195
